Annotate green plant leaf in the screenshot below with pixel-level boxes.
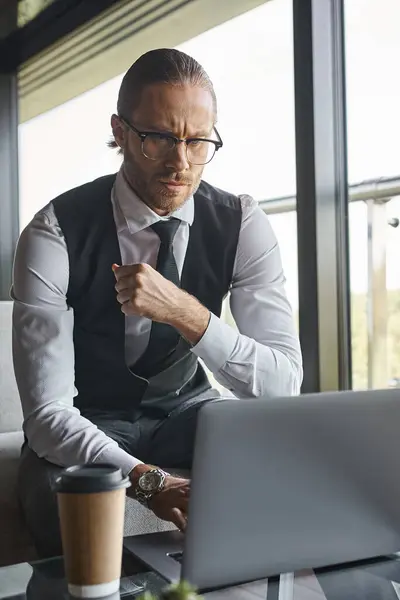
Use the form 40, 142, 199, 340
160, 580, 203, 599
137, 579, 203, 599
136, 591, 158, 600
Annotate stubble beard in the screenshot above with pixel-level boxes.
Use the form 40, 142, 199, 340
152, 177, 202, 213
123, 154, 203, 214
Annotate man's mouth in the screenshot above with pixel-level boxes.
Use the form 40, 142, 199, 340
159, 180, 188, 187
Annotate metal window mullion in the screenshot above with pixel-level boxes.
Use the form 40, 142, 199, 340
0, 7, 19, 301
331, 0, 352, 391
367, 198, 389, 389
293, 0, 351, 393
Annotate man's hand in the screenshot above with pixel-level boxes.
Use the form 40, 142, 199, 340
129, 464, 190, 531
113, 263, 210, 346
113, 263, 183, 322
148, 476, 190, 532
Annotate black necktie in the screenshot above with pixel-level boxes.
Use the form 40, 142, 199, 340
150, 218, 181, 287
133, 218, 181, 378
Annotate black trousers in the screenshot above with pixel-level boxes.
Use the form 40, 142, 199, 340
17, 391, 218, 559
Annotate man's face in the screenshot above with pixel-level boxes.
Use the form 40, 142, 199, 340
112, 83, 215, 215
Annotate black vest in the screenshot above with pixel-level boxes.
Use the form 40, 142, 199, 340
53, 174, 241, 417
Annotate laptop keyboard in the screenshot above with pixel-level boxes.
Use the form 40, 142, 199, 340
169, 551, 184, 564
119, 576, 145, 597
119, 576, 145, 596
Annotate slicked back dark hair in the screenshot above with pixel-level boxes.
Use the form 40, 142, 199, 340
109, 48, 217, 149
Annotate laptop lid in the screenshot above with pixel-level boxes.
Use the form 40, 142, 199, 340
182, 389, 400, 590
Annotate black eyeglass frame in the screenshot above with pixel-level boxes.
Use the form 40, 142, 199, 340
118, 115, 223, 165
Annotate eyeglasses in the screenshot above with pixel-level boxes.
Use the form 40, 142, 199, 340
119, 116, 223, 165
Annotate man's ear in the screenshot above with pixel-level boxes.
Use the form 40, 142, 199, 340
111, 114, 125, 150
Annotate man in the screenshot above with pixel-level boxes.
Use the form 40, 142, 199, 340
12, 48, 302, 558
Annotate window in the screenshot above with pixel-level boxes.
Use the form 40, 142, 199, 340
345, 0, 400, 389
18, 75, 123, 229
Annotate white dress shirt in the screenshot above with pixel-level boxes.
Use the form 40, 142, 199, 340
12, 168, 303, 476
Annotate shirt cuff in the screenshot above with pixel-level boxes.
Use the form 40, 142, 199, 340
93, 445, 142, 478
191, 312, 238, 373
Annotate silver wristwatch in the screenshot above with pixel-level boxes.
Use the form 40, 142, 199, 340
135, 468, 168, 507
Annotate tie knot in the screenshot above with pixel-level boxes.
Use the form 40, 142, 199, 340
151, 218, 180, 246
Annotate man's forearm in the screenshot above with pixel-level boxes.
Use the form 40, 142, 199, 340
13, 300, 140, 477
166, 291, 211, 346
23, 406, 141, 477
191, 313, 303, 398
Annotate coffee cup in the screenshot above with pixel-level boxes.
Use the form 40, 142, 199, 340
54, 464, 130, 598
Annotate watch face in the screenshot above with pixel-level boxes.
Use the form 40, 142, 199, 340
140, 470, 162, 493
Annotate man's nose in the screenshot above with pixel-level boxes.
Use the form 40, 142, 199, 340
165, 141, 190, 172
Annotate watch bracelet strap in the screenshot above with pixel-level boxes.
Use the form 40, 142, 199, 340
135, 488, 152, 507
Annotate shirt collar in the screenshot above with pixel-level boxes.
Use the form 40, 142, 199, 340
113, 166, 194, 235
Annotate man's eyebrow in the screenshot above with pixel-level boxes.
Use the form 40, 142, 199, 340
138, 124, 171, 133
189, 130, 214, 138
136, 124, 214, 137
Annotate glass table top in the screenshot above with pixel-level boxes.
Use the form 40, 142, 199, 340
2, 552, 400, 599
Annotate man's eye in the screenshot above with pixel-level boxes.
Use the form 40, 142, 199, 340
145, 134, 175, 149
148, 133, 171, 141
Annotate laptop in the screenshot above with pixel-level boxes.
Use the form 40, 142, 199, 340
124, 389, 400, 591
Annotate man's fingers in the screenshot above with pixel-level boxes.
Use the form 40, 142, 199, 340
116, 290, 132, 304
112, 263, 154, 281
112, 263, 121, 279
179, 485, 190, 498
175, 494, 189, 513
112, 264, 140, 281
121, 303, 140, 316
115, 280, 132, 293
171, 508, 187, 532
